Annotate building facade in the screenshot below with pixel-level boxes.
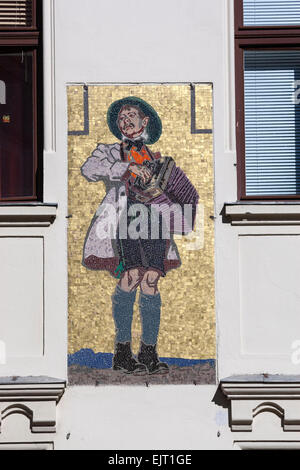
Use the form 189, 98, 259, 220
0, 0, 300, 450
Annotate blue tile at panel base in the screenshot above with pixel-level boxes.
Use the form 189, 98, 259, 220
68, 349, 215, 370
68, 349, 113, 369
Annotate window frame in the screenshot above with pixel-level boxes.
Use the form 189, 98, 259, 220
235, 0, 300, 200
0, 0, 42, 202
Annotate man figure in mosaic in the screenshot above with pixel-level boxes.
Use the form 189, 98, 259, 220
81, 97, 187, 375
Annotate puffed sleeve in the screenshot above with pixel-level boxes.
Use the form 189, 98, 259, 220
81, 143, 130, 182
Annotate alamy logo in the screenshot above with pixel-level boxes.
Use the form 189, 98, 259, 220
0, 341, 6, 365
0, 80, 6, 105
291, 339, 300, 365
95, 202, 205, 251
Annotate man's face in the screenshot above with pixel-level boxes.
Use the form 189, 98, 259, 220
118, 106, 149, 139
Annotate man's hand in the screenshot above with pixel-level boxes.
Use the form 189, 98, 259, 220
129, 163, 152, 184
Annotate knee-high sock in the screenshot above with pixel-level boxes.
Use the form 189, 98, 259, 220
112, 285, 136, 343
139, 292, 161, 346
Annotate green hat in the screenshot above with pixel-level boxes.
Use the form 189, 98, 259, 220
107, 96, 162, 145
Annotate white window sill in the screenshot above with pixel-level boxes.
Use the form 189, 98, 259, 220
0, 203, 57, 227
224, 202, 300, 225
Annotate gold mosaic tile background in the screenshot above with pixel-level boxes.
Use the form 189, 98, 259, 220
68, 87, 85, 132
68, 84, 215, 360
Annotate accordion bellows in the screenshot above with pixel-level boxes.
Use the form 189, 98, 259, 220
126, 157, 199, 233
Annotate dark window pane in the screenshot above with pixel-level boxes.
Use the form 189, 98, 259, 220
244, 50, 300, 196
0, 51, 35, 199
0, 0, 33, 28
243, 0, 300, 26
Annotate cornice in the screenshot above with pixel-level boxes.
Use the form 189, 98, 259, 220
221, 375, 300, 432
223, 202, 300, 225
0, 377, 66, 434
0, 203, 57, 227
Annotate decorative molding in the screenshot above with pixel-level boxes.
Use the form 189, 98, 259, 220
234, 441, 300, 450
223, 202, 300, 225
0, 377, 65, 434
221, 375, 300, 432
0, 204, 57, 227
0, 442, 54, 450
224, 0, 235, 152
43, 0, 56, 152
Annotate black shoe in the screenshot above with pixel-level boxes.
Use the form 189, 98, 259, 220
113, 342, 147, 375
138, 342, 169, 375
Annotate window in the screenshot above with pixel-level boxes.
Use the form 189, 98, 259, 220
235, 0, 300, 199
0, 0, 42, 201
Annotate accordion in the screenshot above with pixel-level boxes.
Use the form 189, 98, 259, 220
126, 157, 199, 230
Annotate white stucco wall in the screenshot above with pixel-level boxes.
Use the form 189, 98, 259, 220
46, 0, 300, 448
49, 0, 229, 449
